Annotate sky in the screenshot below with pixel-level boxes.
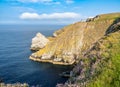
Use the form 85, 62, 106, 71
0, 0, 120, 24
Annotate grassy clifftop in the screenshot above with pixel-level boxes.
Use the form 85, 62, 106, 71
30, 13, 120, 65
95, 12, 120, 21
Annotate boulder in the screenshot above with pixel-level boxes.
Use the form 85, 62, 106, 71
31, 32, 49, 51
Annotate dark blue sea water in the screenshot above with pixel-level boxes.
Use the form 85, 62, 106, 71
0, 24, 73, 87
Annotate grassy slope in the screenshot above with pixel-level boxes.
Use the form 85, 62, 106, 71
95, 12, 120, 21
66, 13, 120, 87
86, 31, 120, 87
69, 30, 120, 87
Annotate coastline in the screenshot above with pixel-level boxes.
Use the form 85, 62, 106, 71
29, 56, 75, 65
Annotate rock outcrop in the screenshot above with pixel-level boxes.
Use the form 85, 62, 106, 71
30, 32, 49, 51
106, 18, 120, 34
86, 15, 100, 22
30, 13, 120, 65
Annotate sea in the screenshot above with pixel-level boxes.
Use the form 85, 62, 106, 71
0, 24, 73, 87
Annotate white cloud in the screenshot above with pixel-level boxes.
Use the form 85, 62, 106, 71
88, 16, 94, 18
19, 0, 53, 3
66, 0, 74, 4
18, 0, 61, 4
20, 12, 40, 19
20, 12, 80, 20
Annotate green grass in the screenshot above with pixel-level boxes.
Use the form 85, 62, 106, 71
94, 12, 120, 22
86, 31, 120, 87
69, 30, 120, 87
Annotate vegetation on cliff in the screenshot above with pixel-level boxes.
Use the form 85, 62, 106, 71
86, 31, 120, 87
64, 14, 120, 87
30, 13, 120, 65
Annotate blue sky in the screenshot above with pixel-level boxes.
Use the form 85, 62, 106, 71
0, 0, 120, 24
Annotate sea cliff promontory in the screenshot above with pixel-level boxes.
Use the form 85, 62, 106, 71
30, 13, 120, 65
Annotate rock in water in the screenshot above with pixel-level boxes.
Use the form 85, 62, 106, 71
30, 33, 49, 51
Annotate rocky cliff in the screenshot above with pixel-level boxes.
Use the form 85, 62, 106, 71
30, 13, 120, 65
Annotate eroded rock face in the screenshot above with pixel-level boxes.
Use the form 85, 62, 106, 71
106, 18, 120, 34
30, 33, 49, 51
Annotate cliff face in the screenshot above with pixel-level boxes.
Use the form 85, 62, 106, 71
30, 13, 120, 65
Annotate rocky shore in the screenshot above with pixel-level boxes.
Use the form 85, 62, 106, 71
29, 56, 75, 65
